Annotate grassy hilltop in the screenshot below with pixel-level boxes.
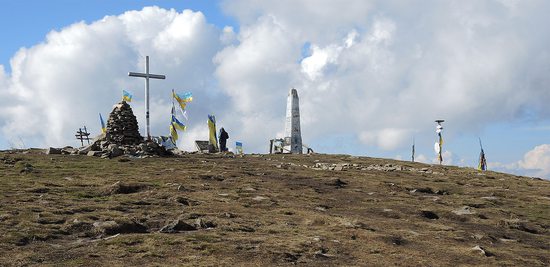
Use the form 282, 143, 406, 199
0, 150, 549, 266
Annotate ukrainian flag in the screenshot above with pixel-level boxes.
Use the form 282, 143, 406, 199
99, 113, 106, 134
170, 123, 178, 143
172, 115, 186, 131
208, 115, 218, 150
122, 90, 133, 102
478, 148, 487, 171
181, 92, 193, 102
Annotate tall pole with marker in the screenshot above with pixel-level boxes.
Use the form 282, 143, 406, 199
435, 120, 444, 165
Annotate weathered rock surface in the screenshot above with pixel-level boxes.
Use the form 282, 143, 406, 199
46, 147, 62, 155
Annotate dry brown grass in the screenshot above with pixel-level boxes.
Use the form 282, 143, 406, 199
0, 150, 549, 266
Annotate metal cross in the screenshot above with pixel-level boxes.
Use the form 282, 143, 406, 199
128, 56, 166, 140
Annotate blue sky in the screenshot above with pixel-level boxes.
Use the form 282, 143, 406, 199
1, 0, 549, 179
0, 0, 235, 71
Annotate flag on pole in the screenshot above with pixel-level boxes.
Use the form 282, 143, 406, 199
236, 141, 243, 155
208, 115, 218, 151
173, 91, 192, 110
170, 123, 178, 143
478, 139, 487, 171
122, 90, 133, 102
180, 92, 193, 102
99, 113, 106, 134
172, 115, 186, 131
411, 138, 415, 162
435, 120, 445, 164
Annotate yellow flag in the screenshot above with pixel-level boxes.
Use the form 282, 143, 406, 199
170, 123, 178, 142
208, 115, 218, 150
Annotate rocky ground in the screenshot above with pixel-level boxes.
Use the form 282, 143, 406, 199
0, 149, 549, 266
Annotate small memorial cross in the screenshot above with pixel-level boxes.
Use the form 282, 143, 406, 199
75, 126, 91, 146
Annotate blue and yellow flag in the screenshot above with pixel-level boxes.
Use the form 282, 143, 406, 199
236, 141, 243, 155
122, 90, 133, 102
478, 139, 487, 171
170, 123, 178, 143
99, 113, 106, 134
208, 115, 218, 150
173, 91, 192, 110
172, 115, 186, 131
173, 91, 193, 102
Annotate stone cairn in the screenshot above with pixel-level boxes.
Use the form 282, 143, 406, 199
75, 101, 169, 158
105, 101, 142, 145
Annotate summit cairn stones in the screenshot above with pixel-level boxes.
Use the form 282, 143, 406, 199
81, 101, 168, 158
106, 101, 142, 145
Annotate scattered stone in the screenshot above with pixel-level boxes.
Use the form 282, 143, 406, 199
45, 147, 62, 155
452, 206, 476, 215
410, 187, 449, 195
175, 196, 199, 206
314, 248, 334, 259
78, 143, 97, 155
107, 144, 123, 157
93, 219, 148, 235
61, 146, 76, 155
223, 212, 236, 218
159, 218, 197, 233
87, 151, 102, 157
471, 245, 494, 257
194, 218, 216, 229
104, 181, 149, 195
252, 196, 269, 201
366, 164, 405, 172
387, 235, 407, 246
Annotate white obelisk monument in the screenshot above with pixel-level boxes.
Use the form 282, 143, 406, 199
128, 56, 166, 140
284, 88, 303, 154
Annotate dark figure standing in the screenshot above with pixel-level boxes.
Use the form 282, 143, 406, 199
219, 128, 229, 152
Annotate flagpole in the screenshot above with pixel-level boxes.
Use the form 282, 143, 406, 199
412, 137, 415, 162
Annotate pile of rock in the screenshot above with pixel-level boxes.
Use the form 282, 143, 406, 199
85, 101, 169, 158
105, 101, 142, 145
46, 101, 170, 158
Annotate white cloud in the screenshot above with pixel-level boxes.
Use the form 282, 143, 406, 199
518, 144, 550, 178
430, 150, 454, 165
1, 1, 550, 158
415, 154, 430, 164
0, 7, 224, 150
218, 0, 550, 153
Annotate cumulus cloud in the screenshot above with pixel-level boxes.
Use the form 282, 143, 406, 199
518, 144, 550, 178
2, 1, 550, 159
217, 0, 550, 153
0, 7, 224, 150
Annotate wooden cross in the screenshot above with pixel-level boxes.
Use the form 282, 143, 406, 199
128, 56, 166, 140
75, 126, 91, 146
